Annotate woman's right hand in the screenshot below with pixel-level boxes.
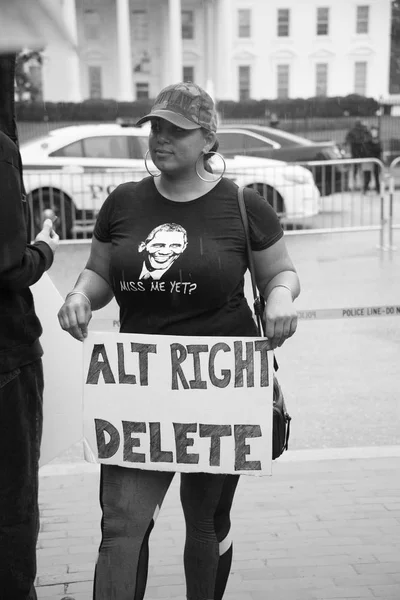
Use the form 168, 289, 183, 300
58, 294, 92, 342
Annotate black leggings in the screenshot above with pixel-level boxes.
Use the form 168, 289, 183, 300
93, 466, 239, 600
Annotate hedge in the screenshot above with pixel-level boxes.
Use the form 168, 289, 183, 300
217, 95, 380, 119
15, 98, 154, 122
15, 94, 379, 122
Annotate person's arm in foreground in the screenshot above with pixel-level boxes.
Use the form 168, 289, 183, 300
57, 237, 114, 341
0, 134, 59, 290
253, 237, 300, 350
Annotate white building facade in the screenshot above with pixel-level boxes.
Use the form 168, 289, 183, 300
39, 0, 392, 103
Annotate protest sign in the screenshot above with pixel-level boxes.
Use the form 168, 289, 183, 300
31, 272, 83, 467
83, 331, 273, 476
83, 332, 272, 475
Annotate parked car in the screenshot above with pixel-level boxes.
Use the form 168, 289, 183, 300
20, 123, 320, 238
217, 123, 348, 195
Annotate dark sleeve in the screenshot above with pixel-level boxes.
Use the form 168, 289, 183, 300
93, 187, 118, 243
0, 54, 18, 147
244, 188, 284, 251
0, 153, 53, 291
93, 182, 138, 243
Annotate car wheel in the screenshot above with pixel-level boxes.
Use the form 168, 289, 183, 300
28, 188, 74, 240
246, 183, 285, 217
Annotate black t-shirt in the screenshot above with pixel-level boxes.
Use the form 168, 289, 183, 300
93, 176, 283, 337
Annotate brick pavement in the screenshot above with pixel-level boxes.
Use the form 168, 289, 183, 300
36, 448, 400, 600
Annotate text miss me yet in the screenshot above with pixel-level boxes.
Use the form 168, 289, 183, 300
85, 339, 271, 390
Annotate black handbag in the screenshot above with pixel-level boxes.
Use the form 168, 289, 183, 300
237, 186, 291, 460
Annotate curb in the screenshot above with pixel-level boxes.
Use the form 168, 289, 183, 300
39, 444, 400, 477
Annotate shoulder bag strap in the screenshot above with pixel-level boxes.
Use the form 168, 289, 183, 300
237, 186, 265, 336
237, 186, 279, 371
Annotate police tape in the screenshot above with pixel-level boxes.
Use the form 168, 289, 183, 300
297, 305, 400, 320
91, 305, 400, 331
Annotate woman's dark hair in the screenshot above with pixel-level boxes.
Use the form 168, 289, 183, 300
204, 139, 220, 173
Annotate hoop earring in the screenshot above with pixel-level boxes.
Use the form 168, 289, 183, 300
195, 152, 226, 183
144, 150, 161, 177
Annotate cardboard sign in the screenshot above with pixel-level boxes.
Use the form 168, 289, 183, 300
83, 331, 273, 476
31, 273, 84, 467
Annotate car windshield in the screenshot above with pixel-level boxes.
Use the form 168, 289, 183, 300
221, 125, 313, 148
218, 132, 273, 156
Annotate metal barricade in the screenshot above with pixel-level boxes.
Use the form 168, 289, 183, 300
25, 168, 144, 242
24, 158, 391, 247
388, 157, 400, 251
282, 157, 388, 248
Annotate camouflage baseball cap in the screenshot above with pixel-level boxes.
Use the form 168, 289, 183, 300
136, 82, 218, 132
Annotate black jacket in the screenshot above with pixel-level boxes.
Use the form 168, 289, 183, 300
0, 131, 53, 373
345, 124, 372, 159
367, 139, 383, 160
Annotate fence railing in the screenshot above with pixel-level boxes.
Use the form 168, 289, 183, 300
388, 157, 400, 251
285, 158, 388, 249
24, 157, 398, 250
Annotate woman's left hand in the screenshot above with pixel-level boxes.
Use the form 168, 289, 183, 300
263, 286, 298, 349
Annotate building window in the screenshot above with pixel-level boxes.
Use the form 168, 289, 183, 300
88, 66, 102, 99
238, 9, 251, 38
182, 10, 194, 39
131, 9, 148, 41
277, 9, 290, 37
183, 66, 194, 82
356, 5, 369, 34
277, 64, 290, 98
316, 63, 328, 96
238, 65, 251, 101
83, 9, 101, 41
136, 82, 149, 99
316, 7, 329, 35
354, 61, 367, 95
134, 51, 151, 74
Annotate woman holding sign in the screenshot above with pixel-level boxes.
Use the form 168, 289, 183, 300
58, 82, 300, 600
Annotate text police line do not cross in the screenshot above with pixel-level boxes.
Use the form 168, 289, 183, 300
298, 305, 400, 320
83, 334, 273, 475
107, 305, 400, 331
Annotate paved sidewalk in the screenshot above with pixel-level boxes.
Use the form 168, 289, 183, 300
36, 448, 400, 600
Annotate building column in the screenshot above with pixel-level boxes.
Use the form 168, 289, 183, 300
215, 0, 232, 100
168, 0, 183, 83
61, 0, 81, 101
204, 0, 215, 97
116, 0, 133, 100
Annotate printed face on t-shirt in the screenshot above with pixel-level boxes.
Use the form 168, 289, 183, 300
138, 224, 188, 276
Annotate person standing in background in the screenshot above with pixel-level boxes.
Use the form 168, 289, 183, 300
363, 126, 383, 193
0, 53, 59, 600
345, 119, 372, 190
